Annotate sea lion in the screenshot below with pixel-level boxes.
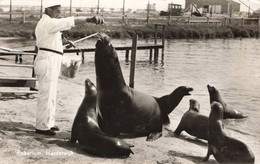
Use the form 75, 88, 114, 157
207, 84, 248, 119
95, 35, 193, 141
203, 101, 255, 163
70, 78, 133, 158
174, 99, 208, 140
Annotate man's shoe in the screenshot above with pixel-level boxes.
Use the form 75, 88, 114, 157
35, 129, 56, 136
50, 126, 59, 131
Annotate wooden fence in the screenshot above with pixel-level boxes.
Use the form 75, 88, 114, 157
1, 11, 259, 27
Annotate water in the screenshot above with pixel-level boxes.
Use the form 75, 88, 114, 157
1, 37, 260, 157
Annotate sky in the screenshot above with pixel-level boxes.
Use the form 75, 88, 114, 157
0, 0, 260, 11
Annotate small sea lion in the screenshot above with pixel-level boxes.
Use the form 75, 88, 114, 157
174, 99, 208, 140
203, 101, 255, 163
207, 84, 248, 119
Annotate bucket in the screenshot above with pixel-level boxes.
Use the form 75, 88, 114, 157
60, 56, 81, 78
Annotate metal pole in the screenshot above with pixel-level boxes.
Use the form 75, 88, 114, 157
40, 0, 43, 17
122, 0, 125, 22
70, 0, 72, 16
97, 0, 100, 14
129, 34, 137, 88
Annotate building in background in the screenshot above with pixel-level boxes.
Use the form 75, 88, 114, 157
185, 0, 240, 14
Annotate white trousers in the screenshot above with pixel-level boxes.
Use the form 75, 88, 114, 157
34, 51, 62, 130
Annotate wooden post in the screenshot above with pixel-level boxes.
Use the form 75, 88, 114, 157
154, 48, 159, 63
161, 25, 165, 61
125, 49, 129, 62
207, 17, 209, 25
154, 24, 158, 44
149, 49, 153, 62
258, 17, 260, 36
224, 17, 227, 26
70, 0, 72, 16
147, 0, 150, 26
40, 0, 43, 17
9, 0, 12, 23
241, 18, 244, 26
81, 52, 85, 64
168, 15, 171, 25
191, 4, 193, 17
122, 0, 125, 23
97, 0, 99, 14
229, 4, 232, 24
129, 34, 137, 88
22, 12, 25, 24
125, 15, 128, 26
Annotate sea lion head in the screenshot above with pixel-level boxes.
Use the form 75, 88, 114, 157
207, 84, 221, 98
96, 33, 110, 47
210, 101, 223, 120
175, 86, 193, 96
95, 34, 119, 66
189, 99, 200, 112
85, 78, 97, 96
207, 84, 225, 106
207, 84, 216, 93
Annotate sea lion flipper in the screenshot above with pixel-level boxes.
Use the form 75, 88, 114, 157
162, 115, 170, 125
70, 119, 78, 144
202, 147, 212, 162
127, 143, 135, 148
173, 126, 182, 136
146, 132, 162, 141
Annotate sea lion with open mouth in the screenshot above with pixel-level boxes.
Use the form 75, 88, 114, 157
95, 35, 193, 141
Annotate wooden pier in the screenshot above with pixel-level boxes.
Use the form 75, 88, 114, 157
0, 24, 166, 95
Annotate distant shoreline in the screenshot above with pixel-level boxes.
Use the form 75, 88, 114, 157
0, 19, 259, 40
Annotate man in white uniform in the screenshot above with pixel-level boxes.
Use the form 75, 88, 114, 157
34, 2, 75, 135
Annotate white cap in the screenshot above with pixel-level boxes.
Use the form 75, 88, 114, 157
44, 1, 61, 9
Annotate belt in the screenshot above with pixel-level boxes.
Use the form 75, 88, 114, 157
39, 47, 63, 55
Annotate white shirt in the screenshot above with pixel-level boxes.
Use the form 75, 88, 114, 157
35, 14, 75, 54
